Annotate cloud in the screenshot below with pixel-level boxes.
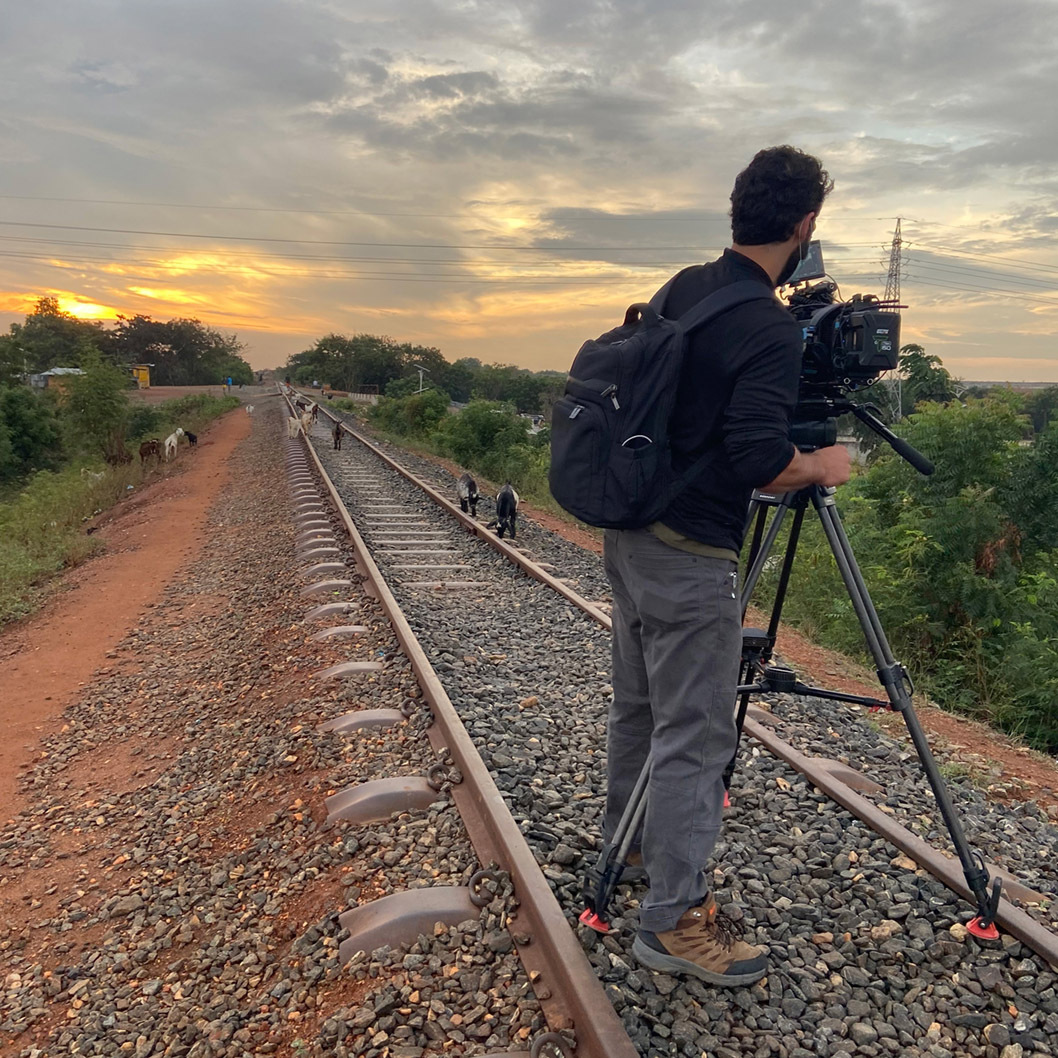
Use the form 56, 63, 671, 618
0, 0, 1056, 376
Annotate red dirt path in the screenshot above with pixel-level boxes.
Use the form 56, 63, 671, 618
0, 409, 252, 819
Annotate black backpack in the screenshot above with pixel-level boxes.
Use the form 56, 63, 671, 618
548, 279, 774, 529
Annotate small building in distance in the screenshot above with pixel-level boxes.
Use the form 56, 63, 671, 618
28, 367, 85, 393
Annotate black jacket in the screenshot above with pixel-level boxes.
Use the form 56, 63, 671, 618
659, 249, 801, 553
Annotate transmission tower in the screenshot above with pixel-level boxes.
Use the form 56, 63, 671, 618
884, 217, 903, 303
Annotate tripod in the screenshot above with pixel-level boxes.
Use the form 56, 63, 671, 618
580, 404, 1002, 939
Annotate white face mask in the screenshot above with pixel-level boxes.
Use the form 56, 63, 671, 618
777, 235, 813, 287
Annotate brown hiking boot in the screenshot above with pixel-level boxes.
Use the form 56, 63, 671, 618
621, 849, 648, 884
632, 894, 767, 986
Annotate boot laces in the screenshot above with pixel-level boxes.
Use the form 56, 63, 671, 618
690, 905, 738, 949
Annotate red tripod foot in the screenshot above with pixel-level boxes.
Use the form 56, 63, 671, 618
579, 908, 611, 934
966, 915, 1000, 940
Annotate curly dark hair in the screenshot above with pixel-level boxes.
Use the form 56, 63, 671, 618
730, 146, 833, 245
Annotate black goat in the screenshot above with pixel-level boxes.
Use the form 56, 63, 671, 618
333, 422, 343, 450
456, 472, 479, 517
490, 481, 519, 539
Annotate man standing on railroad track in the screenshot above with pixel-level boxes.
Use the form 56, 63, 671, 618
603, 146, 851, 986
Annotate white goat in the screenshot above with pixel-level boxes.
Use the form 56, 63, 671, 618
164, 431, 181, 461
246, 404, 255, 415
286, 416, 302, 439
300, 411, 313, 435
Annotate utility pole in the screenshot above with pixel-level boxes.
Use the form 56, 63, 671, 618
415, 366, 429, 393
885, 218, 904, 421
884, 216, 903, 305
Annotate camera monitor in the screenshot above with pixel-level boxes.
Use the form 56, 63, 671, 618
787, 239, 826, 284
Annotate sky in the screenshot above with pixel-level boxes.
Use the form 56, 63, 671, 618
1, 0, 1058, 381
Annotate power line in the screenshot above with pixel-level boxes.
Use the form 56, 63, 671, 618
0, 218, 887, 254
904, 273, 1058, 306
907, 257, 1058, 292
0, 193, 902, 225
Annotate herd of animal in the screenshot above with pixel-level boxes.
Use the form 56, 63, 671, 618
286, 400, 320, 439
138, 427, 198, 465
289, 401, 521, 539
457, 472, 520, 539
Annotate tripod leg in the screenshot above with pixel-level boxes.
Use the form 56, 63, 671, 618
811, 487, 1001, 933
580, 754, 652, 933
740, 496, 793, 617
726, 500, 807, 798
722, 686, 754, 798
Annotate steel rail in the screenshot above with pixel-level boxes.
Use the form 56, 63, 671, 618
284, 393, 639, 1058
299, 390, 1058, 971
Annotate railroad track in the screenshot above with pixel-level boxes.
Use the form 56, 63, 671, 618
283, 388, 1058, 1058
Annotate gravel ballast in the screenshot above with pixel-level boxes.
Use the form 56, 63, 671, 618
306, 412, 1058, 1058
0, 404, 542, 1058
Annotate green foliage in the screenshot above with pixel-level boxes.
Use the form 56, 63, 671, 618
385, 375, 443, 400
63, 351, 131, 464
286, 335, 564, 413
126, 404, 164, 440
898, 343, 957, 414
288, 333, 446, 394
0, 298, 107, 385
471, 364, 565, 413
0, 391, 239, 625
767, 395, 1058, 751
106, 315, 252, 386
432, 401, 526, 467
363, 393, 558, 512
0, 462, 130, 623
0, 387, 63, 481
1021, 386, 1058, 434
372, 389, 449, 437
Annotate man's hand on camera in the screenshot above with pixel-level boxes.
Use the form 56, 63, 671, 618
762, 444, 852, 491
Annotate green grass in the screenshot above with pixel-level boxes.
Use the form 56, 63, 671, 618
0, 394, 239, 626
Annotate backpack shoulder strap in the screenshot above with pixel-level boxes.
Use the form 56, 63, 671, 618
675, 279, 776, 332
651, 281, 785, 512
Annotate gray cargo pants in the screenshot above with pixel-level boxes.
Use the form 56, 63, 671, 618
603, 527, 741, 933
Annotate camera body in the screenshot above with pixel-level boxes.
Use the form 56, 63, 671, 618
788, 280, 901, 398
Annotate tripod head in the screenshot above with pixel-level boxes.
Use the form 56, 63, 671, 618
790, 395, 935, 476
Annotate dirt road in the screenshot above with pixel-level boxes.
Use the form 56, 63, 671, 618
0, 409, 252, 817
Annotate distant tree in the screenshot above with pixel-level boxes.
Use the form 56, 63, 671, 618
0, 298, 106, 382
107, 315, 251, 385
1021, 386, 1058, 434
63, 350, 131, 464
899, 343, 957, 415
439, 358, 481, 403
0, 386, 63, 480
288, 333, 443, 393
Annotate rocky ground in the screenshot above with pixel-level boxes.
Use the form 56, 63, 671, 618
307, 412, 1058, 1058
0, 403, 542, 1058
5, 395, 1058, 1058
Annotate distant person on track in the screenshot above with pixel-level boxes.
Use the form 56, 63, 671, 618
603, 146, 849, 988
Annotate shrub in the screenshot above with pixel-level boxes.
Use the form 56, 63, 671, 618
127, 405, 164, 439
0, 386, 63, 482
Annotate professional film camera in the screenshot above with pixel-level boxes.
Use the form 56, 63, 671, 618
780, 243, 933, 471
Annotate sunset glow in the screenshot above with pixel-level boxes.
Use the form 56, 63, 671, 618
0, 1, 1055, 376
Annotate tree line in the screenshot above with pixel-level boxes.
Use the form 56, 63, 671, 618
757, 350, 1058, 753
286, 333, 565, 413
0, 297, 254, 389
